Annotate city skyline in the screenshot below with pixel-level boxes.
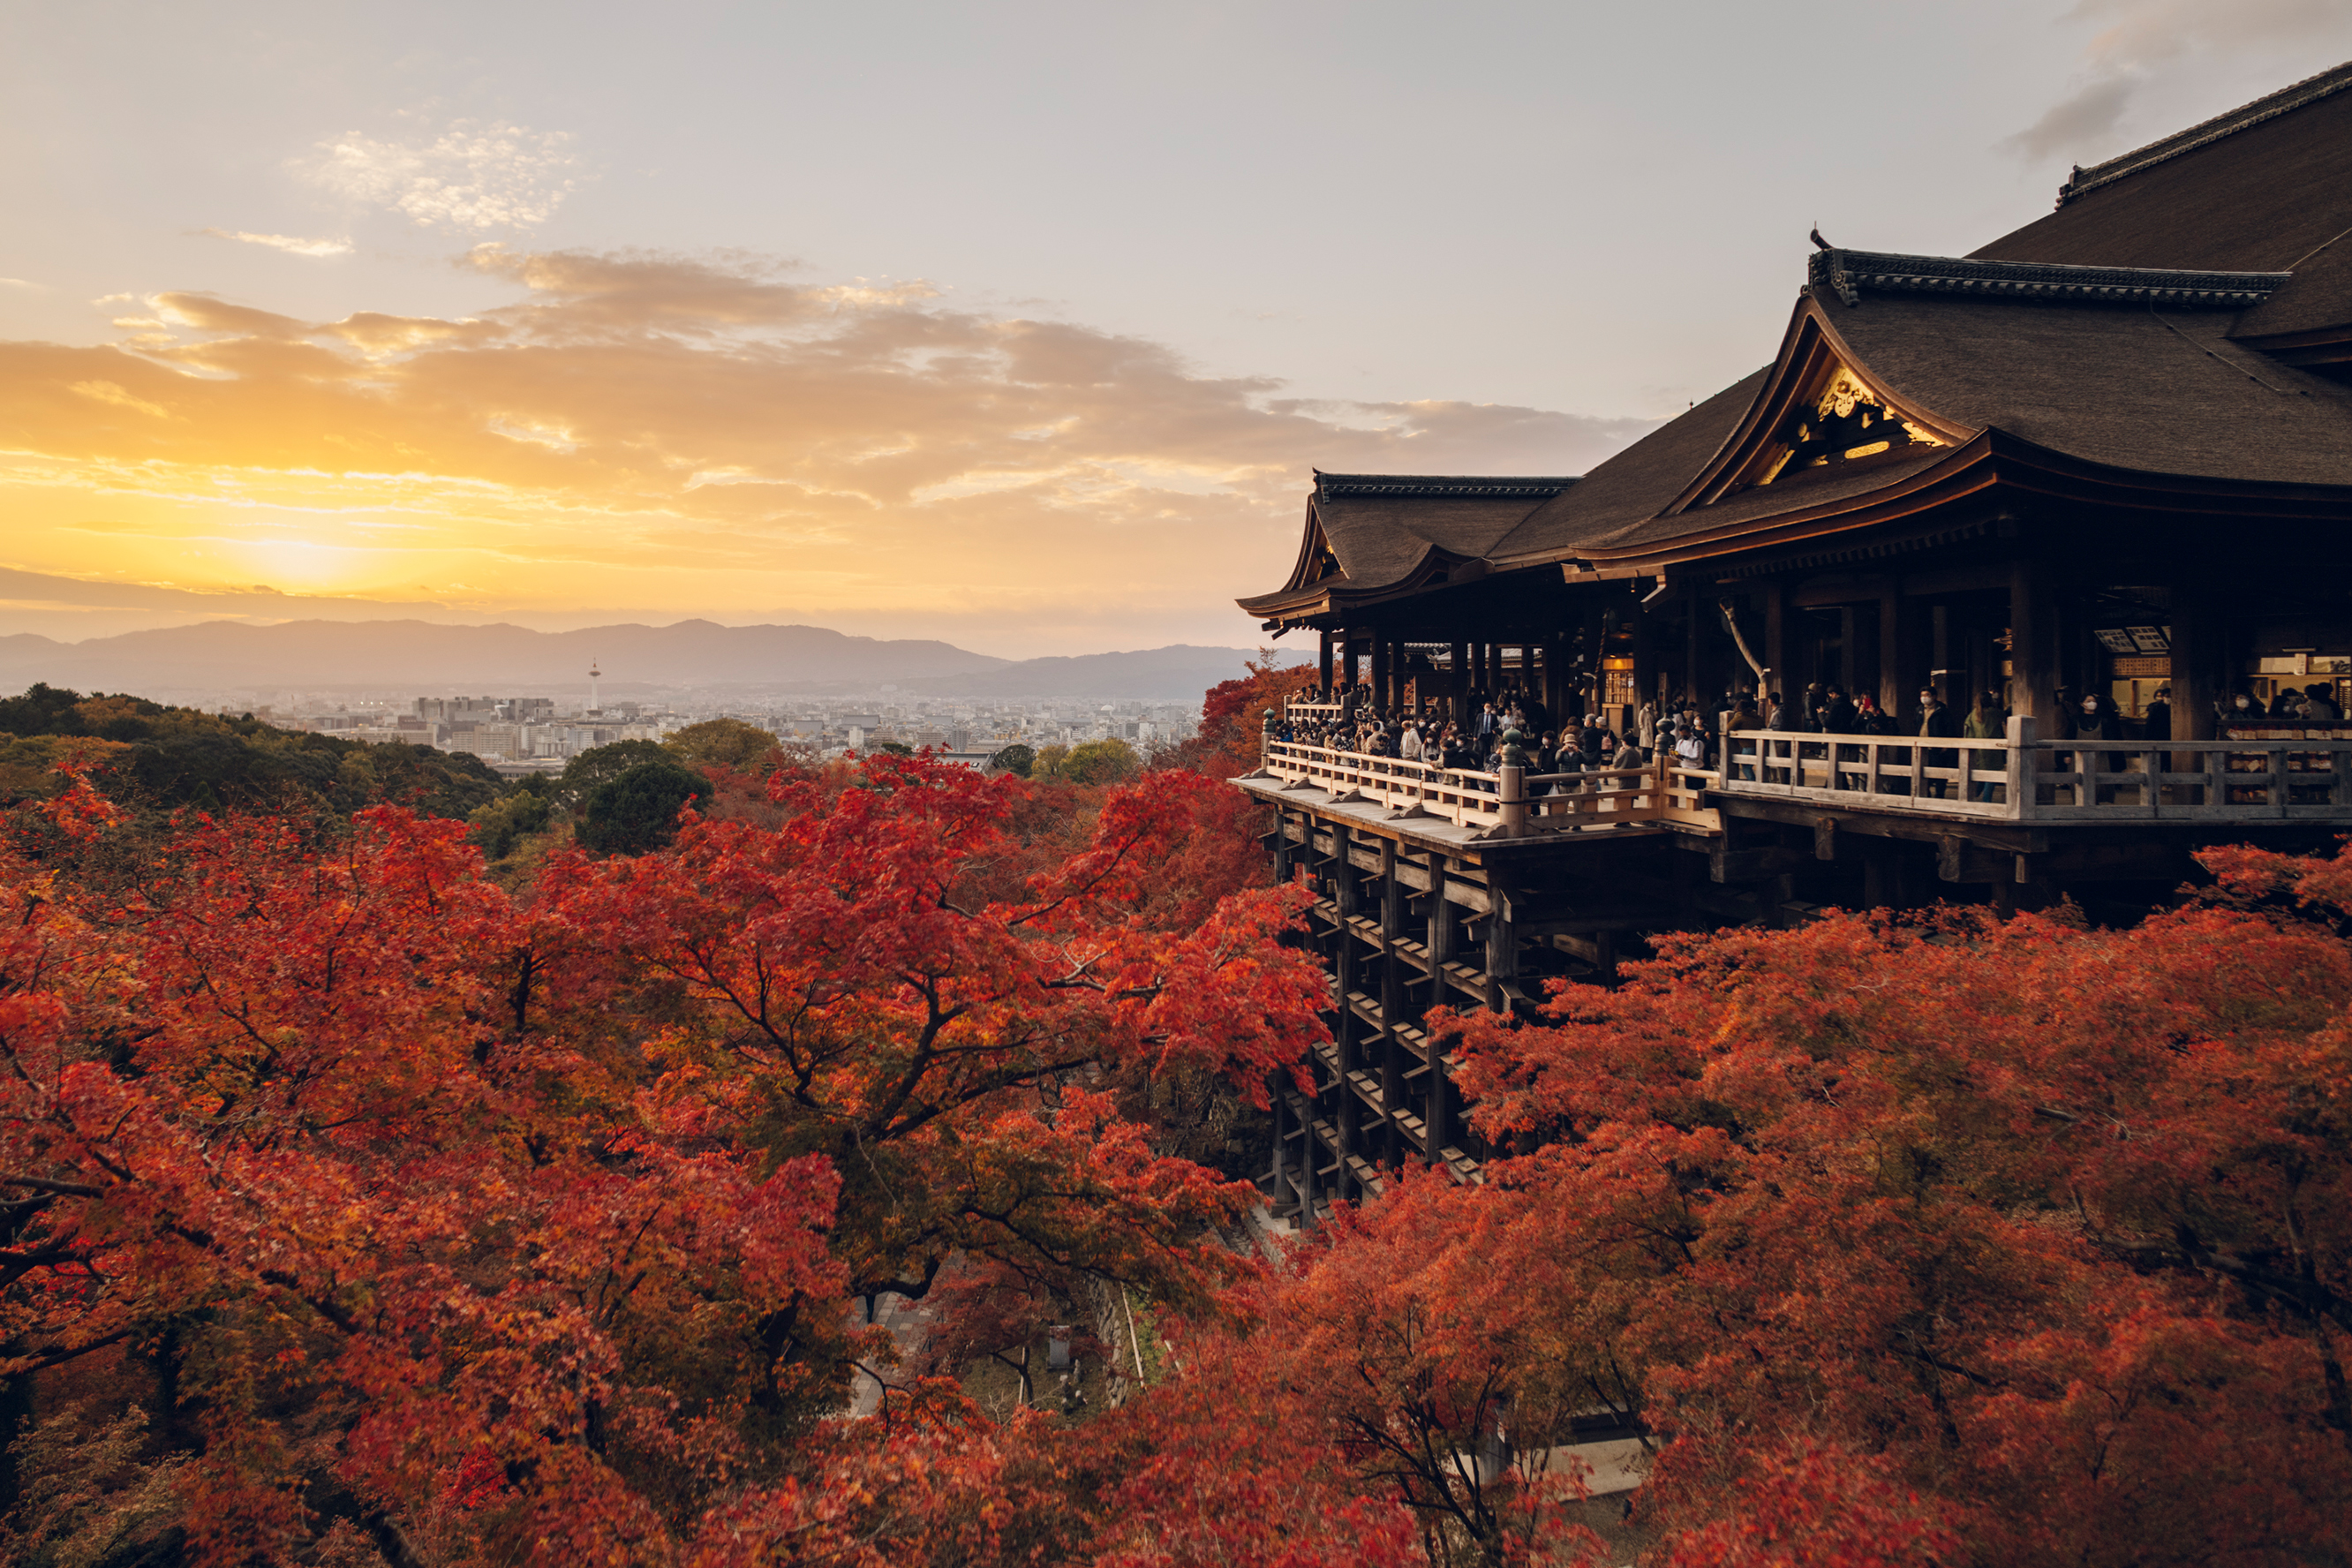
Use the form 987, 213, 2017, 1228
6, 2, 2352, 657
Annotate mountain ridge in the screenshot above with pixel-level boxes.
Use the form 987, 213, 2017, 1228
0, 619, 1294, 701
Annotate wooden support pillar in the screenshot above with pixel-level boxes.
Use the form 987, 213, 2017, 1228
1298, 1083, 1319, 1225
2009, 560, 2049, 722
1423, 855, 1453, 1164
1379, 841, 1405, 1167
1582, 604, 1606, 718
1318, 630, 1333, 694
1632, 599, 1656, 715
1878, 590, 1904, 722
1484, 888, 1517, 1015
1270, 806, 1288, 884
2173, 584, 2219, 744
1336, 822, 1373, 1189
1268, 1087, 1286, 1210
1449, 641, 1469, 721
1685, 585, 1707, 708
1760, 582, 1786, 706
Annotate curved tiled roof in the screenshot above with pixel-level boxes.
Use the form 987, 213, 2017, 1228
1483, 369, 1768, 565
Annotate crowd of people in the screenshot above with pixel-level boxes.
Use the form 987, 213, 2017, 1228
1272, 675, 2352, 794
1273, 682, 1716, 787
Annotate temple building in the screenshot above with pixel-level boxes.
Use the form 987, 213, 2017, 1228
1231, 62, 2352, 1214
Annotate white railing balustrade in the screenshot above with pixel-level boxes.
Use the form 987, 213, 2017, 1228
1717, 715, 2352, 824
1257, 741, 1719, 835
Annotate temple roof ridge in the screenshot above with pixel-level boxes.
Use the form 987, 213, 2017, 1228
1808, 248, 2289, 308
1313, 472, 1579, 500
2054, 57, 2352, 207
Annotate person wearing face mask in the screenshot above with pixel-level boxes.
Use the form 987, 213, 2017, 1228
2224, 690, 2264, 730
2074, 690, 2122, 773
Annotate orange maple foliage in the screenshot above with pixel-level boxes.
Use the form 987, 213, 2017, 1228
13, 734, 2352, 1567
1227, 858, 2352, 1567
0, 759, 1337, 1564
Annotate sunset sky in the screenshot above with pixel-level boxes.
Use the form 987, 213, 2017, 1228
6, 1, 2352, 657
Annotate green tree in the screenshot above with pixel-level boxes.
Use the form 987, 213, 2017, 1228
988, 743, 1036, 778
556, 739, 667, 805
662, 718, 780, 773
466, 790, 554, 862
1060, 737, 1142, 785
576, 758, 713, 856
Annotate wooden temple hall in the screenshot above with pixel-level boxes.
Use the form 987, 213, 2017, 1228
1229, 61, 2352, 1212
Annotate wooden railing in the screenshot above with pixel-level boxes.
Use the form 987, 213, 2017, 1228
1257, 741, 1719, 836
1718, 716, 2352, 824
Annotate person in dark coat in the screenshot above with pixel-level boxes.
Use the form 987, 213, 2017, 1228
1919, 686, 1959, 796
1821, 686, 1860, 734
2143, 686, 2171, 742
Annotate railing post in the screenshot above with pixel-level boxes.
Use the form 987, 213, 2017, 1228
1261, 707, 1276, 768
2004, 714, 2036, 822
1499, 765, 1527, 833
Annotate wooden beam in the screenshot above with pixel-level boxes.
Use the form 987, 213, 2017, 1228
1814, 816, 1837, 862
1717, 797, 2049, 854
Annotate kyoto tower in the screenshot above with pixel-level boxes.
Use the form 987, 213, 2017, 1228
589, 659, 602, 716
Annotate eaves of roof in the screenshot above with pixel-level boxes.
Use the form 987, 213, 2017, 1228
1563, 431, 2352, 577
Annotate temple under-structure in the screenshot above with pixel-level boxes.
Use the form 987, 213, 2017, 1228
1232, 61, 2352, 1216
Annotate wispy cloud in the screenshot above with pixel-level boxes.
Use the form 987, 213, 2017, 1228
2004, 0, 2352, 161
0, 248, 1657, 650
304, 119, 582, 232
68, 381, 175, 419
200, 229, 353, 258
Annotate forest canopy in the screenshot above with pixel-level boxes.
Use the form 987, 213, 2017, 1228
0, 685, 2347, 1568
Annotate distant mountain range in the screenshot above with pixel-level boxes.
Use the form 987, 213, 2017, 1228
0, 619, 1298, 702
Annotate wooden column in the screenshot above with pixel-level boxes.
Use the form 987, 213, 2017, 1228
1424, 855, 1453, 1165
1330, 822, 1357, 1202
1379, 840, 1405, 1168
1583, 605, 1607, 719
1484, 888, 1516, 1015
2009, 560, 2049, 721
1449, 641, 1469, 721
1268, 1088, 1286, 1211
2173, 584, 2219, 743
1878, 590, 1904, 721
1317, 630, 1333, 693
1270, 806, 1287, 883
1632, 599, 1656, 715
1298, 1081, 1319, 1225
1760, 582, 1786, 706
